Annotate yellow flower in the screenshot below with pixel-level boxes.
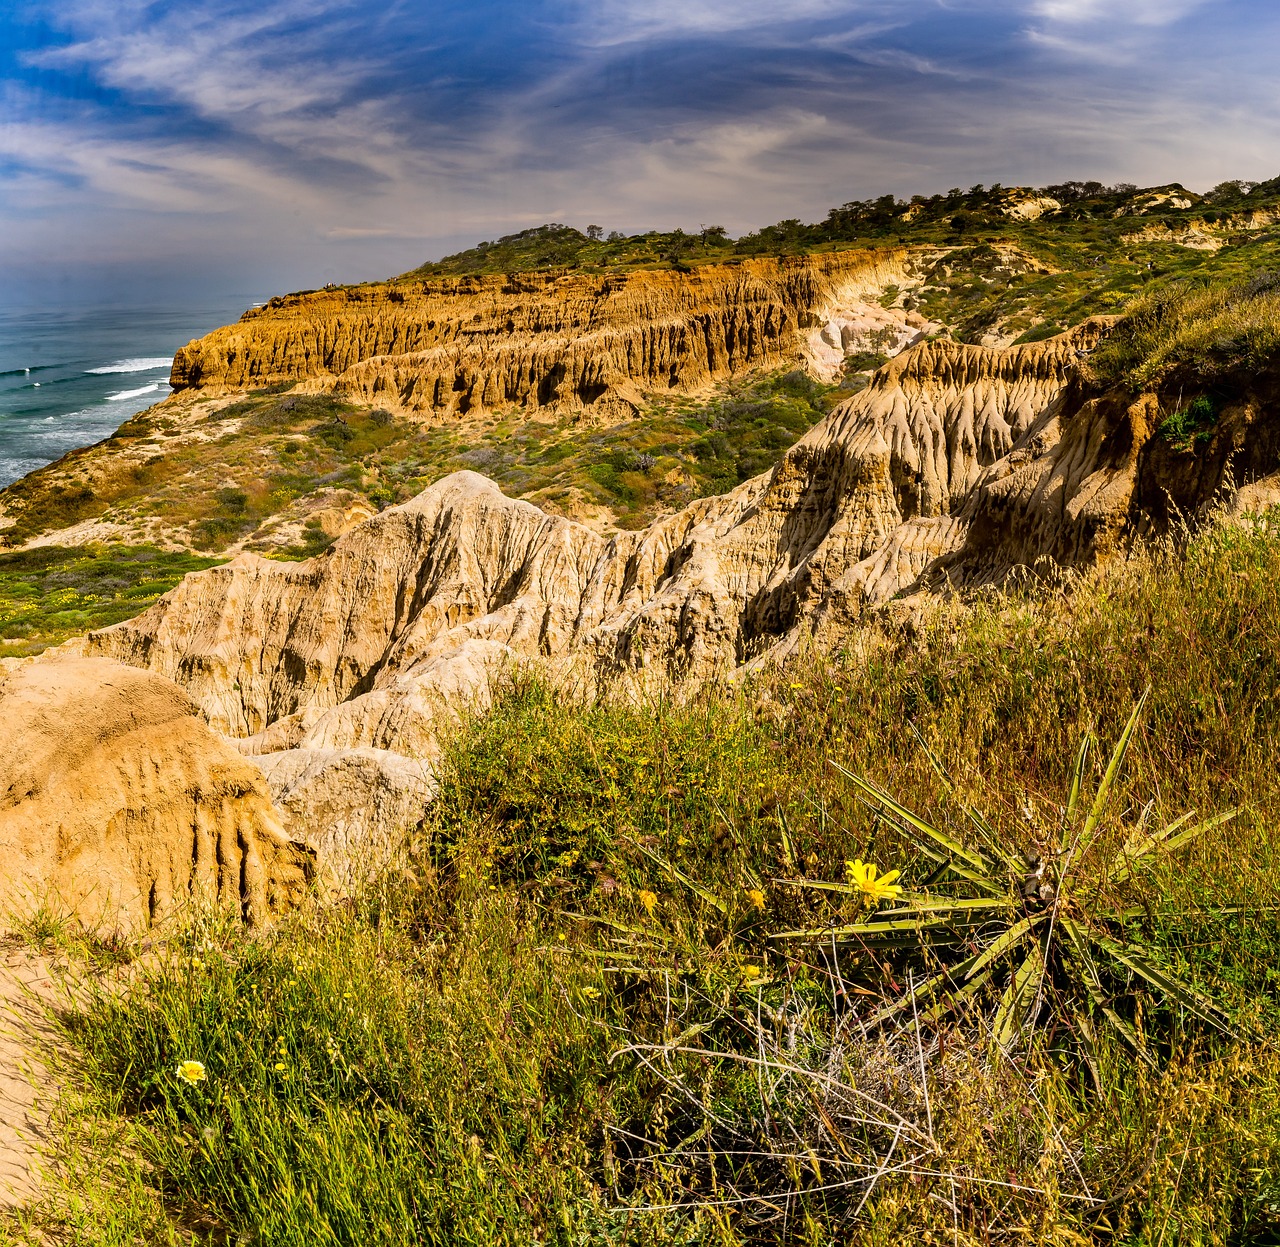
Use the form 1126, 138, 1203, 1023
176, 1060, 207, 1085
743, 965, 761, 979
274, 1062, 287, 1072
746, 888, 767, 912
582, 986, 601, 999
638, 889, 658, 918
844, 859, 903, 903
789, 682, 804, 690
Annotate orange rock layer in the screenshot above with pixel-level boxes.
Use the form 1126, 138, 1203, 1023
170, 250, 931, 418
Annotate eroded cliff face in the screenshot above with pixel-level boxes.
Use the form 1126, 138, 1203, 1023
0, 658, 311, 932
170, 250, 938, 418
90, 319, 1213, 765
68, 320, 1280, 887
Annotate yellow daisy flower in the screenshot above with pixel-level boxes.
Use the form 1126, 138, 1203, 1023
176, 1060, 207, 1085
844, 859, 903, 903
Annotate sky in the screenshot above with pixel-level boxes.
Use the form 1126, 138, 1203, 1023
2, 0, 1279, 307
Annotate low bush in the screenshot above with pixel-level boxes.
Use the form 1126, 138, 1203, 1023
1090, 271, 1280, 388
0, 544, 223, 656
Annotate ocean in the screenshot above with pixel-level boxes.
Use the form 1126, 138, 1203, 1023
0, 301, 255, 489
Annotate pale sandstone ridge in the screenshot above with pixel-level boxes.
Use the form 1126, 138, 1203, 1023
87, 321, 1190, 764
169, 250, 937, 418
254, 748, 435, 890
0, 658, 312, 933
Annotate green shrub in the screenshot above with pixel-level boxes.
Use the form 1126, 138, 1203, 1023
0, 544, 223, 656
1158, 394, 1219, 450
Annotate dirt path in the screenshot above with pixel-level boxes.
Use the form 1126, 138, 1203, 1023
0, 952, 59, 1211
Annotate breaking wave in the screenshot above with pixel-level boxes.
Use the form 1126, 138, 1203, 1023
84, 357, 173, 375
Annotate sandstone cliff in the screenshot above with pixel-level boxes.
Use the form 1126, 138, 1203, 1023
0, 658, 312, 932
93, 319, 1273, 770
169, 250, 937, 418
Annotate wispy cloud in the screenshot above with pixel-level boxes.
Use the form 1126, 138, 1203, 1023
0, 0, 1276, 304
1028, 0, 1207, 25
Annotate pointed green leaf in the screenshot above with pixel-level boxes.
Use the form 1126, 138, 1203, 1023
831, 762, 992, 875
863, 953, 983, 1028
1093, 932, 1236, 1037
992, 945, 1043, 1049
777, 808, 796, 872
1066, 732, 1092, 827
964, 912, 1046, 981
1081, 689, 1149, 846
1072, 1009, 1104, 1092
920, 964, 997, 1024
769, 915, 976, 944
631, 841, 727, 913
1107, 808, 1239, 886
909, 723, 1019, 871
878, 896, 1016, 916
1058, 915, 1156, 1066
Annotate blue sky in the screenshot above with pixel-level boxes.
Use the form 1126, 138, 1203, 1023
2, 0, 1278, 305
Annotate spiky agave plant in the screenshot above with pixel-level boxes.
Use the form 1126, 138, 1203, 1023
772, 691, 1241, 1072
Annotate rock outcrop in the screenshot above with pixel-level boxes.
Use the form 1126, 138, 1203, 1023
0, 658, 311, 932
90, 322, 1161, 760
253, 747, 434, 890
169, 250, 938, 418
61, 322, 1279, 871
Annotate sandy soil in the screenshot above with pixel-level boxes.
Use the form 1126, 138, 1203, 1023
0, 952, 59, 1210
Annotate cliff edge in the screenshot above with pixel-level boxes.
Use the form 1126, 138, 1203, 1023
170, 250, 937, 419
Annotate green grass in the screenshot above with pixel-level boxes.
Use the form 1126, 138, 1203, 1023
10, 507, 1280, 1244
1089, 271, 1280, 388
0, 544, 224, 656
0, 371, 839, 553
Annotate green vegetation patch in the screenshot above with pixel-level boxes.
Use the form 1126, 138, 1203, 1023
0, 544, 223, 657
21, 508, 1280, 1244
397, 175, 1280, 349
364, 369, 841, 530
1091, 270, 1280, 389
1159, 393, 1221, 450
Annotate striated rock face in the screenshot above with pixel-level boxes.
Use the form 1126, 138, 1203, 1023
253, 747, 435, 890
169, 250, 937, 418
84, 317, 1279, 791
0, 658, 311, 933
92, 322, 1135, 758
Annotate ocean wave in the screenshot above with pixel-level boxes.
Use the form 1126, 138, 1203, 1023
105, 382, 164, 402
85, 357, 172, 375
0, 365, 55, 378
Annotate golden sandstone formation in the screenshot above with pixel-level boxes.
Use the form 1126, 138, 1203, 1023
169, 250, 936, 417
0, 658, 311, 932
10, 318, 1277, 924
91, 318, 1257, 773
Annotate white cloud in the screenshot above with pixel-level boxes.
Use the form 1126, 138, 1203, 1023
582, 0, 887, 43
1029, 0, 1206, 23
24, 0, 408, 179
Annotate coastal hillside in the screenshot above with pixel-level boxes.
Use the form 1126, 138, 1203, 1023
170, 250, 933, 415
1, 179, 1280, 1243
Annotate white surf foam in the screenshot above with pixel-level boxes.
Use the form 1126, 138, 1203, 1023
105, 382, 164, 402
85, 357, 172, 375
